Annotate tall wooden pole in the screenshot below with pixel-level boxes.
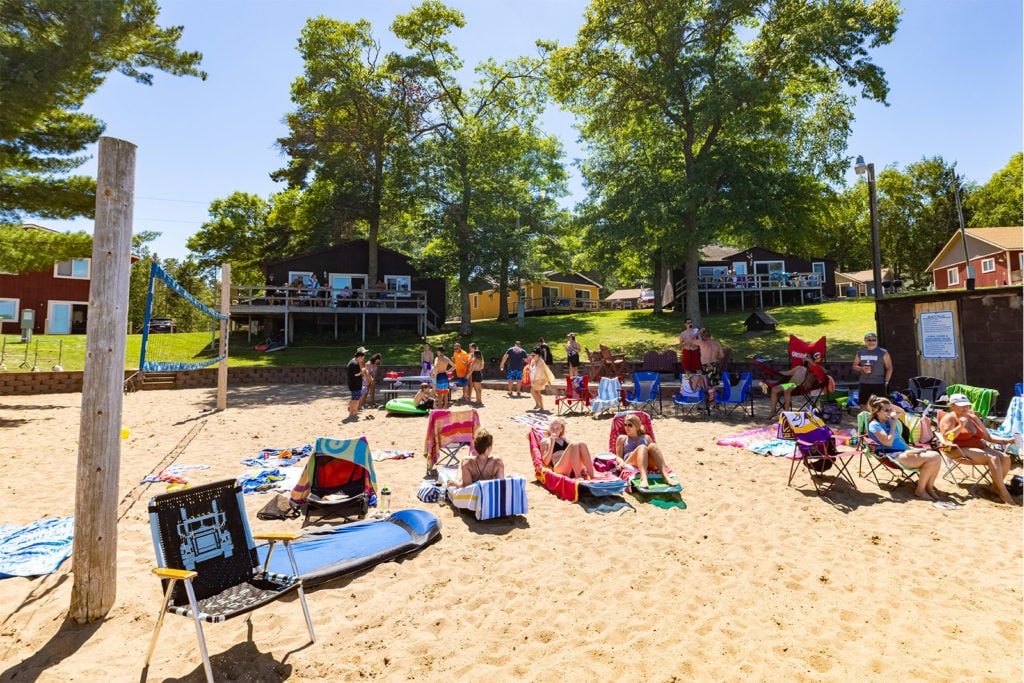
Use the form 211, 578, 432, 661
70, 137, 135, 623
217, 263, 230, 410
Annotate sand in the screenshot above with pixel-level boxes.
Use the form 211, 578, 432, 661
1, 384, 1021, 682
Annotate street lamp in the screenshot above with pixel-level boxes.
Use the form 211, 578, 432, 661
854, 155, 883, 301
951, 171, 976, 290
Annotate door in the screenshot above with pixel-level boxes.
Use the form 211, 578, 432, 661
914, 301, 965, 384
49, 303, 71, 334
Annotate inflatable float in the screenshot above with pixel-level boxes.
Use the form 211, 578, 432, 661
385, 397, 429, 415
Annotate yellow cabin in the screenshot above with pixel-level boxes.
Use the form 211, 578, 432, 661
468, 272, 602, 321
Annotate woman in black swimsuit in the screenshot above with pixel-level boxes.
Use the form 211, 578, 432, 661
539, 418, 595, 479
448, 429, 505, 488
470, 349, 484, 404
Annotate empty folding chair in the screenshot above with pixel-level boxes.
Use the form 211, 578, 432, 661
590, 376, 623, 418
424, 408, 481, 473
713, 371, 754, 418
555, 375, 591, 416
624, 371, 661, 417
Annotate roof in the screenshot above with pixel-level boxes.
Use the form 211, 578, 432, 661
605, 288, 644, 301
699, 245, 741, 261
541, 270, 603, 289
835, 268, 894, 284
926, 227, 1023, 272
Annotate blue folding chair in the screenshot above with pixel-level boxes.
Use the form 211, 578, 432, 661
673, 374, 708, 418
713, 371, 754, 418
625, 371, 661, 416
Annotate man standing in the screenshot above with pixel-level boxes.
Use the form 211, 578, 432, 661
500, 340, 528, 397
695, 328, 726, 382
852, 332, 892, 406
679, 318, 701, 373
345, 347, 367, 421
432, 346, 454, 409
451, 342, 471, 402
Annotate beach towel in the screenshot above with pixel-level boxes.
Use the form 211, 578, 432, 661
141, 463, 210, 485
991, 396, 1023, 455
242, 443, 314, 468
424, 409, 481, 466
372, 449, 415, 461
508, 413, 554, 430
945, 384, 998, 417
437, 466, 528, 520
237, 468, 287, 494
0, 516, 74, 578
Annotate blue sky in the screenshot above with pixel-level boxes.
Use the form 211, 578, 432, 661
34, 0, 1024, 261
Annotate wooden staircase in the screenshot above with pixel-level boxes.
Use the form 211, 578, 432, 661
140, 372, 177, 390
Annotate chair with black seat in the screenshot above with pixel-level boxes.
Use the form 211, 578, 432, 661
291, 436, 376, 525
145, 479, 315, 683
906, 376, 947, 407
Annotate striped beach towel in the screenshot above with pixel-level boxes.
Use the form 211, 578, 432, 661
437, 466, 528, 520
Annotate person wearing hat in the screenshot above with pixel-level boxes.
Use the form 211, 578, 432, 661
565, 333, 581, 378
345, 347, 367, 420
938, 394, 1018, 505
852, 332, 891, 406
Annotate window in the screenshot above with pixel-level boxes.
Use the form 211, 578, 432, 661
472, 294, 478, 309
384, 275, 410, 291
55, 258, 90, 279
946, 267, 959, 286
981, 258, 995, 273
575, 288, 590, 300
0, 299, 17, 322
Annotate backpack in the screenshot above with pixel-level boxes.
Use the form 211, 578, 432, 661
821, 401, 843, 425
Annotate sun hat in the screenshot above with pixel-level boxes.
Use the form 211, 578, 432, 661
355, 347, 367, 356
948, 393, 972, 407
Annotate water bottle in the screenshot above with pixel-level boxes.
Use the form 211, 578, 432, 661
380, 486, 391, 515
436, 482, 446, 506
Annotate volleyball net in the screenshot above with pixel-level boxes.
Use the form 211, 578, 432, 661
139, 261, 229, 372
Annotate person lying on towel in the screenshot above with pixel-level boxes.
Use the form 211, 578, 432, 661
445, 429, 505, 489
614, 413, 680, 490
540, 417, 595, 480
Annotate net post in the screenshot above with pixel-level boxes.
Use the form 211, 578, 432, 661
217, 263, 230, 410
71, 136, 135, 623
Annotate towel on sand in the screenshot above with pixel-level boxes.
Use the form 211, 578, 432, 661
0, 517, 75, 578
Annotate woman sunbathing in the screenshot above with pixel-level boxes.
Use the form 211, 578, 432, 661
447, 429, 504, 488
539, 417, 595, 479
614, 413, 679, 489
866, 397, 943, 501
938, 393, 1017, 504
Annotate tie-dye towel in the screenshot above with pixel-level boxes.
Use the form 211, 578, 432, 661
0, 516, 75, 578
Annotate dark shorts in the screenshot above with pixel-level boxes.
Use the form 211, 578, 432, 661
471, 370, 483, 383
435, 375, 449, 390
349, 390, 361, 401
567, 353, 580, 368
859, 383, 887, 405
455, 375, 468, 387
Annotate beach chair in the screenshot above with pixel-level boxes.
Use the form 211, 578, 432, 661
583, 347, 605, 381
990, 396, 1023, 456
624, 371, 661, 417
673, 374, 708, 418
528, 428, 627, 503
713, 371, 754, 418
854, 412, 920, 489
555, 375, 591, 416
778, 412, 856, 496
906, 376, 946, 407
145, 479, 315, 683
290, 436, 376, 525
598, 344, 628, 379
933, 410, 995, 494
423, 408, 481, 474
591, 376, 623, 418
436, 466, 528, 520
752, 335, 830, 412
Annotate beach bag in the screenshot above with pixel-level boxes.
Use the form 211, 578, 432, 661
256, 493, 300, 520
1007, 475, 1023, 496
821, 401, 843, 425
804, 438, 838, 472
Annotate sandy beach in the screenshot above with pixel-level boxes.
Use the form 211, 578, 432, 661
1, 383, 1021, 682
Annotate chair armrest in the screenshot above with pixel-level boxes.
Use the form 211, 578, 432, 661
153, 567, 197, 580
254, 533, 303, 542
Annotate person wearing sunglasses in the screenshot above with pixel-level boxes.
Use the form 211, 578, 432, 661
867, 397, 943, 501
853, 332, 892, 406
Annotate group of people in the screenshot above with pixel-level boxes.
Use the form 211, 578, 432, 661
679, 318, 726, 381
345, 347, 383, 421
421, 341, 485, 408
499, 339, 557, 411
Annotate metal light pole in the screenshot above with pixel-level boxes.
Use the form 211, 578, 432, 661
854, 155, 883, 301
951, 172, 976, 290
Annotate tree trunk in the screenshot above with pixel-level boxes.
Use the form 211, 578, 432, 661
497, 256, 509, 321
683, 224, 702, 327
367, 152, 384, 287
652, 253, 664, 315
70, 137, 135, 623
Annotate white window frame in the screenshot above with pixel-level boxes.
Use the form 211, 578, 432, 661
946, 267, 959, 286
384, 274, 411, 291
54, 258, 90, 279
0, 298, 18, 323
981, 257, 995, 273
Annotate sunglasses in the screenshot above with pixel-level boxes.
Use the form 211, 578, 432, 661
865, 338, 878, 342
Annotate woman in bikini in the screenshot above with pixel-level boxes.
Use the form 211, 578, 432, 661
938, 393, 1017, 504
470, 349, 484, 404
447, 429, 504, 489
539, 417, 595, 479
614, 413, 679, 489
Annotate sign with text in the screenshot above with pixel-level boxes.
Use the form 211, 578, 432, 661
919, 310, 957, 359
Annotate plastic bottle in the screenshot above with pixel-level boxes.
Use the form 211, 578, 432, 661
380, 486, 391, 515
436, 482, 446, 506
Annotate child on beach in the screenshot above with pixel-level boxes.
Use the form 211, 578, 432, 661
413, 383, 435, 411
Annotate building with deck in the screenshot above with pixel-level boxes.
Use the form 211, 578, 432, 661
466, 271, 601, 321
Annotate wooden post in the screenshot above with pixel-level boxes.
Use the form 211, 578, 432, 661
217, 263, 230, 410
70, 137, 135, 623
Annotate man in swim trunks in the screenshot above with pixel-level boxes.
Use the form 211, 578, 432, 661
766, 360, 821, 418
432, 346, 454, 410
499, 340, 528, 397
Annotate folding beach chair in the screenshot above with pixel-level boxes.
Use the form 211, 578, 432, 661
944, 383, 1000, 421
713, 371, 754, 418
423, 408, 480, 473
778, 412, 856, 496
752, 335, 831, 412
527, 428, 627, 502
906, 376, 947, 407
145, 479, 315, 683
673, 374, 708, 418
555, 375, 591, 416
290, 436, 376, 525
990, 396, 1024, 456
854, 412, 920, 489
934, 410, 994, 494
436, 465, 529, 520
590, 376, 623, 418
624, 371, 661, 417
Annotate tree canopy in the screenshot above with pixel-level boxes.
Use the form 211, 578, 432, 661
966, 152, 1023, 228
0, 0, 204, 224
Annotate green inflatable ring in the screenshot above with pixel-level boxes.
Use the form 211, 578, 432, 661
385, 397, 429, 415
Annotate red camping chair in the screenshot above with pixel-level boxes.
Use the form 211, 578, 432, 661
555, 375, 591, 416
753, 335, 833, 413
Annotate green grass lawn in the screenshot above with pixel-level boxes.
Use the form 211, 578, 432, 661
1, 299, 875, 372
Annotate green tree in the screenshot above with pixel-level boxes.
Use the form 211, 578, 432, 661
273, 16, 425, 284
393, 1, 566, 335
966, 153, 1023, 228
547, 0, 900, 322
127, 231, 161, 333
186, 192, 289, 285
1, 0, 204, 223
0, 225, 92, 272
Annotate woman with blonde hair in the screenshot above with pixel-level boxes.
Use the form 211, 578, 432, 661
614, 413, 679, 489
539, 418, 595, 479
867, 396, 943, 501
528, 347, 556, 412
